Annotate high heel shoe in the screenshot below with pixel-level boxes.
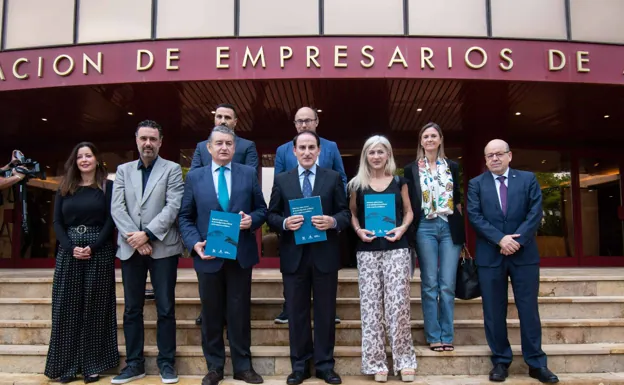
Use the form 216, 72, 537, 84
400, 368, 415, 382
374, 372, 388, 382
84, 374, 100, 383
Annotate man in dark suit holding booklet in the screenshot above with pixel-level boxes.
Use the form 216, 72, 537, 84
267, 130, 351, 385
178, 125, 267, 385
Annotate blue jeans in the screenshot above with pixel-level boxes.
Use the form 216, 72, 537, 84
416, 216, 462, 344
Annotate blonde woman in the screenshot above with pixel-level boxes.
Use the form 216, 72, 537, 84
348, 135, 417, 382
404, 122, 465, 352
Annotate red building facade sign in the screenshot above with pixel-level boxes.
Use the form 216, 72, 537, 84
0, 37, 623, 91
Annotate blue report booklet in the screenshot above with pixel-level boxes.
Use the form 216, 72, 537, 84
289, 196, 327, 245
364, 194, 396, 236
206, 211, 241, 259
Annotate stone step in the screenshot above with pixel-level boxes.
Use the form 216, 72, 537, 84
1, 343, 623, 375
1, 268, 623, 299
2, 296, 624, 321
2, 318, 623, 346
2, 373, 624, 385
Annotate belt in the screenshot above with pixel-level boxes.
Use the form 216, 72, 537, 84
67, 225, 100, 234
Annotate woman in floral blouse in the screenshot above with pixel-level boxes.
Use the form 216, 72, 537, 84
404, 122, 465, 352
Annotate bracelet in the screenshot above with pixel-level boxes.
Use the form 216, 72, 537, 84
355, 227, 362, 233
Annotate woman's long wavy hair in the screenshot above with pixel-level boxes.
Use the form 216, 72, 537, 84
59, 142, 108, 196
347, 135, 396, 193
416, 122, 447, 161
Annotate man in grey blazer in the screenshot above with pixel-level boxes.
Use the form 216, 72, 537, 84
111, 120, 185, 385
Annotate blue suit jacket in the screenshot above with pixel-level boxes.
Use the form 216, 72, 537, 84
467, 168, 543, 267
178, 162, 267, 273
191, 136, 259, 170
274, 137, 347, 190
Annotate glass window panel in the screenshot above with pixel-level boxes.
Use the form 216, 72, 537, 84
512, 150, 574, 257
578, 157, 623, 256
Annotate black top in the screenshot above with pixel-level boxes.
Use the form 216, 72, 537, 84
53, 179, 114, 251
136, 157, 158, 240
137, 156, 158, 195
355, 176, 409, 252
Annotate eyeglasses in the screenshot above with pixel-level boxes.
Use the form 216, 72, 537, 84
485, 151, 510, 160
294, 118, 317, 126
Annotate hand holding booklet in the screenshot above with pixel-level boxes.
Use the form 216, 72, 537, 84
289, 196, 327, 245
205, 210, 241, 259
364, 194, 396, 236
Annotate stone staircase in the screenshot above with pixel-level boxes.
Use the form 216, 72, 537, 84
1, 268, 624, 384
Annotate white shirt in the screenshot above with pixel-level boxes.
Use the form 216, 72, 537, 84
212, 161, 232, 199
491, 168, 509, 210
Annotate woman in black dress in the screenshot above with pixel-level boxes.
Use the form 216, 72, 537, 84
44, 142, 119, 383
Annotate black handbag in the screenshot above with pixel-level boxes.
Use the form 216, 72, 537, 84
455, 245, 481, 300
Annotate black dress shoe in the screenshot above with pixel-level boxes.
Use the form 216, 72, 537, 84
286, 371, 311, 385
529, 367, 559, 383
83, 374, 100, 383
315, 369, 342, 384
196, 314, 202, 325
234, 368, 264, 384
59, 376, 78, 383
202, 369, 224, 385
489, 363, 509, 382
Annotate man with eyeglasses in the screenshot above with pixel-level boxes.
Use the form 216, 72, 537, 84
272, 107, 348, 325
467, 139, 559, 384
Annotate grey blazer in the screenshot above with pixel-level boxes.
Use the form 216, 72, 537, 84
111, 157, 184, 260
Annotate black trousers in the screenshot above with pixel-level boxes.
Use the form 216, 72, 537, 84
283, 247, 338, 373
121, 253, 179, 371
197, 259, 253, 373
478, 259, 547, 368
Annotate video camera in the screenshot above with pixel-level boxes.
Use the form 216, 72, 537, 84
1, 150, 46, 182
1, 150, 46, 237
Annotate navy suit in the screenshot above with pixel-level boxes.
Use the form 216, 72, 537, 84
274, 137, 347, 190
178, 162, 267, 373
467, 168, 546, 368
191, 136, 259, 171
267, 167, 350, 373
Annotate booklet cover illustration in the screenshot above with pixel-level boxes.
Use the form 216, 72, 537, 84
364, 194, 396, 236
289, 196, 327, 245
206, 210, 241, 259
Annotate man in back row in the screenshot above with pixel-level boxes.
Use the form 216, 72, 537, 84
191, 103, 259, 326
273, 107, 348, 324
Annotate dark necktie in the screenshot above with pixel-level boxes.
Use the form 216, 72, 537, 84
302, 169, 313, 198
497, 175, 507, 215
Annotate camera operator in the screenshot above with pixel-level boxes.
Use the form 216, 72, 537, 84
0, 153, 26, 190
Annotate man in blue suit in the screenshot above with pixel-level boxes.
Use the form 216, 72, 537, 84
273, 106, 347, 324
191, 103, 259, 171
191, 103, 259, 326
467, 139, 558, 384
179, 125, 267, 385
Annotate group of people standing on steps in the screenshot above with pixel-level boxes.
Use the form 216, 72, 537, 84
42, 102, 559, 385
